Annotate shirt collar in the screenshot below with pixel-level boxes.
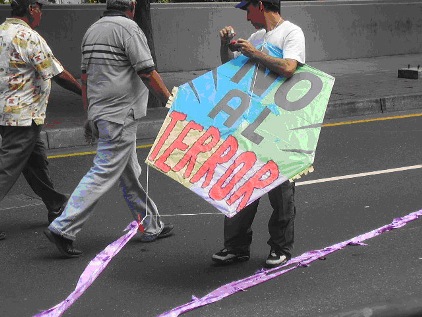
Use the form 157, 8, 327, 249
6, 18, 31, 28
101, 10, 130, 19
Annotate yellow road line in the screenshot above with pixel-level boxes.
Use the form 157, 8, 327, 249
323, 112, 422, 127
48, 150, 97, 159
47, 144, 153, 159
47, 113, 422, 159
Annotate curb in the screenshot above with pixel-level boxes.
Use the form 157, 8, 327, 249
1, 94, 419, 150
43, 116, 166, 150
43, 107, 169, 149
325, 93, 422, 119
383, 93, 422, 113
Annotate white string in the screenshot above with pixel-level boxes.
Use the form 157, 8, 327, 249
139, 164, 150, 226
247, 58, 260, 113
144, 163, 161, 227
146, 163, 150, 219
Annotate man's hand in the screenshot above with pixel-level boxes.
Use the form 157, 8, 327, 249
219, 26, 236, 63
234, 39, 299, 78
234, 39, 259, 59
219, 26, 236, 45
84, 120, 98, 145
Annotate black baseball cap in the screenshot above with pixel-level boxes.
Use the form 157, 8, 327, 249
11, 0, 49, 8
235, 0, 280, 10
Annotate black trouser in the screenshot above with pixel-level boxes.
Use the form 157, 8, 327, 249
223, 180, 296, 258
0, 122, 67, 214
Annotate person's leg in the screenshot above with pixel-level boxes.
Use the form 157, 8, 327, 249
0, 124, 38, 240
0, 124, 39, 203
48, 119, 134, 241
224, 199, 260, 252
117, 116, 164, 240
266, 180, 296, 266
212, 199, 260, 263
22, 128, 68, 215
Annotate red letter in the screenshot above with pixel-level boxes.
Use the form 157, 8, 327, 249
173, 126, 220, 179
227, 160, 279, 211
190, 136, 238, 188
154, 121, 202, 173
149, 111, 187, 161
209, 151, 257, 201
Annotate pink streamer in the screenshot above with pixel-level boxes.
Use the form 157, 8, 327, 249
158, 209, 422, 317
34, 221, 139, 317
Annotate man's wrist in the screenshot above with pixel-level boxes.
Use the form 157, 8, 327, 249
221, 36, 233, 45
252, 49, 266, 62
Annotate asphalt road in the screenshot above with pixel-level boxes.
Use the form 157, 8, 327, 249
0, 111, 421, 317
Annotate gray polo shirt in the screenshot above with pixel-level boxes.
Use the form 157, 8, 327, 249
81, 14, 154, 124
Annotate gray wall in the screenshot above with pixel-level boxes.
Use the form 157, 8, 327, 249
0, 0, 421, 75
151, 0, 422, 71
0, 5, 104, 76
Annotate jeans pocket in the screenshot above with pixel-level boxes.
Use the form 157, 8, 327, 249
121, 109, 137, 138
96, 120, 124, 143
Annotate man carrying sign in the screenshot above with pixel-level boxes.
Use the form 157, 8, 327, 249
212, 0, 305, 268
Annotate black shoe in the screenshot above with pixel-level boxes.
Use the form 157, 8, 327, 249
44, 229, 82, 258
212, 248, 250, 264
0, 232, 5, 240
139, 223, 174, 242
158, 223, 174, 239
265, 249, 288, 268
48, 195, 70, 224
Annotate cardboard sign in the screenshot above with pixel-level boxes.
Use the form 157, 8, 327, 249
146, 43, 335, 217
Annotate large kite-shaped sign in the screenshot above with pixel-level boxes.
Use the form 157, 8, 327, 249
146, 43, 335, 218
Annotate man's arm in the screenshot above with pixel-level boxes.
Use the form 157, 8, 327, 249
219, 26, 236, 64
137, 69, 171, 105
221, 42, 235, 64
251, 51, 298, 78
81, 71, 88, 111
52, 69, 82, 96
235, 39, 298, 78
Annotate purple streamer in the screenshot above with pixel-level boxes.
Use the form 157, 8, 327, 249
158, 209, 422, 317
34, 221, 139, 317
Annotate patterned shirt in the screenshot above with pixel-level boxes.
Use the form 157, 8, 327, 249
0, 18, 64, 126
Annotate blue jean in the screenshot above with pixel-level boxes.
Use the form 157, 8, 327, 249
49, 111, 163, 241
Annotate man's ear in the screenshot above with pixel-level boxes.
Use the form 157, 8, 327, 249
27, 4, 36, 18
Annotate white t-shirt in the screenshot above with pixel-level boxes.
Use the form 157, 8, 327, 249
235, 20, 306, 64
